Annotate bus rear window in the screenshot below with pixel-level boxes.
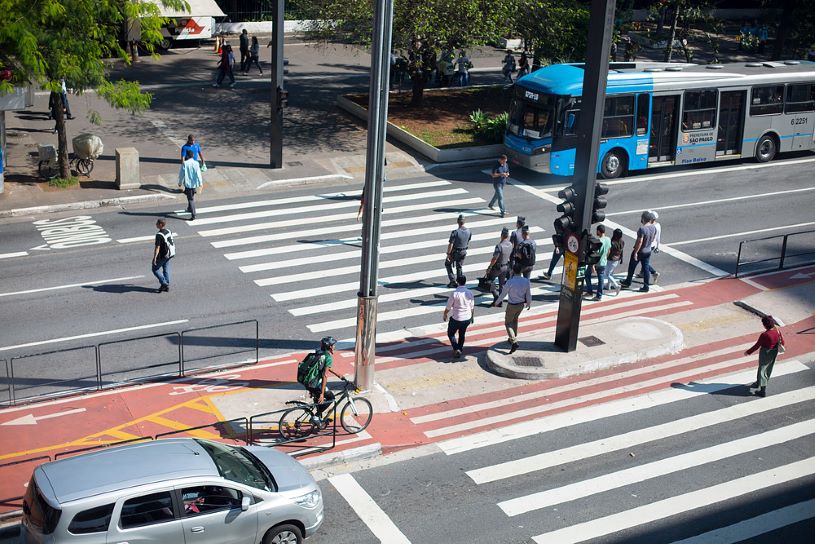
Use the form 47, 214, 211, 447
785, 83, 815, 113
23, 477, 61, 535
750, 85, 784, 116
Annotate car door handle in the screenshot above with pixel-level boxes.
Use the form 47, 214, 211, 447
190, 526, 205, 533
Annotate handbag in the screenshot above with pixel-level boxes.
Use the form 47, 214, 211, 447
776, 327, 785, 354
200, 161, 208, 172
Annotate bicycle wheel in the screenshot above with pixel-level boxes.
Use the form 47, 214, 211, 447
340, 396, 373, 434
38, 161, 58, 180
278, 407, 316, 441
76, 158, 93, 176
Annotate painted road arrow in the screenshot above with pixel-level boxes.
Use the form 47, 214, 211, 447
790, 271, 815, 280
1, 408, 86, 426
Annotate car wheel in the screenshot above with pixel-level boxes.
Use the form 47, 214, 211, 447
263, 523, 303, 544
600, 150, 625, 179
755, 134, 777, 163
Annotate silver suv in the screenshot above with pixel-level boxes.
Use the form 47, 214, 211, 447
21, 438, 323, 543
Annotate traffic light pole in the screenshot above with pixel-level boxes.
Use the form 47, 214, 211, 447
354, 0, 393, 392
270, 0, 285, 169
554, 0, 615, 351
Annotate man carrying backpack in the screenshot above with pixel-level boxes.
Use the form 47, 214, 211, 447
515, 225, 536, 279
152, 218, 175, 293
297, 336, 343, 427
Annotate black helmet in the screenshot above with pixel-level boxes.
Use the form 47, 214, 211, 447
320, 336, 337, 350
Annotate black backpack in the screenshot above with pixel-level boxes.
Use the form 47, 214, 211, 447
520, 241, 536, 266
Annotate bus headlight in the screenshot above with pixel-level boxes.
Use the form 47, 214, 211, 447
533, 145, 550, 155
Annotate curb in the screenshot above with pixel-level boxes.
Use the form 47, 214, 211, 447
485, 317, 685, 380
0, 193, 177, 218
300, 442, 382, 471
734, 300, 787, 326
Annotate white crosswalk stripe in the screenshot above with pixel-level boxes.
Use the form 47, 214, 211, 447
431, 361, 815, 543
188, 180, 552, 337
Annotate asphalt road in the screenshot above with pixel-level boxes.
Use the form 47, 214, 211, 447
309, 366, 815, 544
1, 153, 814, 402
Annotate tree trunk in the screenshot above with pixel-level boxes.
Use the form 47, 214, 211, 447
772, 0, 794, 60
410, 73, 425, 106
55, 103, 70, 179
663, 1, 680, 63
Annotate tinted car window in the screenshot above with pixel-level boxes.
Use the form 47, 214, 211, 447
196, 440, 273, 491
69, 504, 115, 534
181, 486, 242, 517
23, 477, 61, 535
120, 491, 175, 529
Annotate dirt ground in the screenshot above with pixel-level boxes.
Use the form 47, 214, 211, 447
350, 85, 510, 148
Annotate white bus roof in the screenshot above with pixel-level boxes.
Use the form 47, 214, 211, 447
150, 0, 225, 18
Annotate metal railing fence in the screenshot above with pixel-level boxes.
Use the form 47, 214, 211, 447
735, 229, 815, 278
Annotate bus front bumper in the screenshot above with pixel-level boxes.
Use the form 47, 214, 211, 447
506, 147, 551, 174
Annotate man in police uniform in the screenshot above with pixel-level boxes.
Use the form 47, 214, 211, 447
509, 216, 525, 266
445, 214, 472, 288
485, 227, 513, 305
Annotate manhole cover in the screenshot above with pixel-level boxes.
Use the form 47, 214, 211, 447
579, 335, 605, 347
286, 161, 303, 167
513, 356, 543, 367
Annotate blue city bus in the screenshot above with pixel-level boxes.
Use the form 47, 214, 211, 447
504, 61, 815, 178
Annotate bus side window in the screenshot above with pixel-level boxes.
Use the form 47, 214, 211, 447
682, 89, 717, 131
750, 85, 784, 116
636, 94, 649, 136
785, 83, 815, 113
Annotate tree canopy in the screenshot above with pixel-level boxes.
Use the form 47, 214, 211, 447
0, 0, 187, 177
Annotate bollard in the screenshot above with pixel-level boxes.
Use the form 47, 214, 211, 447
115, 147, 140, 190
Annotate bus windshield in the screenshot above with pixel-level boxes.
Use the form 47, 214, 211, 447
508, 91, 557, 140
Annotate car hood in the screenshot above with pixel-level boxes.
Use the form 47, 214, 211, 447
245, 446, 316, 492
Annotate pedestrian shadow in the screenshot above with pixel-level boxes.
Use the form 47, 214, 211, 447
670, 381, 754, 397
118, 210, 182, 220
83, 284, 157, 294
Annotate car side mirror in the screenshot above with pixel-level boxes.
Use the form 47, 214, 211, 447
241, 496, 251, 511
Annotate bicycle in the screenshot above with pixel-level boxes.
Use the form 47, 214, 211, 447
70, 154, 94, 176
278, 378, 373, 440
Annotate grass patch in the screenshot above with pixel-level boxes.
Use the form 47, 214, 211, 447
48, 176, 80, 188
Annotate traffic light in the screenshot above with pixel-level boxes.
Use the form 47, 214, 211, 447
585, 235, 603, 266
554, 185, 578, 236
592, 182, 609, 223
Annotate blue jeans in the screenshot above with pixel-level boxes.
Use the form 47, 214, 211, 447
625, 251, 651, 291
488, 182, 505, 213
546, 250, 562, 276
152, 257, 172, 286
586, 265, 606, 297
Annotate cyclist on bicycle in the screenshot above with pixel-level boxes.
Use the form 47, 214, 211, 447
305, 336, 344, 427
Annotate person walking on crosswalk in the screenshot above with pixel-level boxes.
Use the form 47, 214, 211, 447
745, 315, 785, 397
493, 263, 532, 354
445, 214, 472, 288
443, 276, 475, 359
485, 227, 513, 305
515, 225, 537, 279
489, 154, 510, 217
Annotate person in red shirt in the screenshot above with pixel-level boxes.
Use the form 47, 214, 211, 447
745, 315, 785, 397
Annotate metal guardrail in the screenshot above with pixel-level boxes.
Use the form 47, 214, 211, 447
735, 229, 815, 278
0, 319, 259, 407
155, 417, 250, 444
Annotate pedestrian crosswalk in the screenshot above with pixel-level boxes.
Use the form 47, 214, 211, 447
188, 179, 571, 338
437, 361, 815, 543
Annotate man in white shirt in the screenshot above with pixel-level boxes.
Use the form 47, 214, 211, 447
493, 263, 532, 353
443, 276, 475, 359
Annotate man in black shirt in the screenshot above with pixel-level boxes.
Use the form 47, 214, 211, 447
152, 218, 174, 293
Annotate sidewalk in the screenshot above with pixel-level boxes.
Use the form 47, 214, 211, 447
1, 266, 813, 519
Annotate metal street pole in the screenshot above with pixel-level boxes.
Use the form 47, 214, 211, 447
554, 0, 615, 351
354, 0, 393, 392
270, 0, 285, 169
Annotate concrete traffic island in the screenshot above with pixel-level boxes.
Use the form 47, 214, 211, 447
486, 316, 684, 380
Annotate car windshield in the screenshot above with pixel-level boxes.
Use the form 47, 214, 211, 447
195, 440, 274, 492
508, 90, 557, 140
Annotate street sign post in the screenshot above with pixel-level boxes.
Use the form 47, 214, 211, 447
270, 0, 284, 168
554, 0, 615, 352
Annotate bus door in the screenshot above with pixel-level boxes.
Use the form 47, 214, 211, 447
716, 90, 746, 157
648, 95, 679, 164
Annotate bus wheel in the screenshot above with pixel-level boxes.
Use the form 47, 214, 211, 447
600, 150, 626, 179
755, 135, 777, 163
